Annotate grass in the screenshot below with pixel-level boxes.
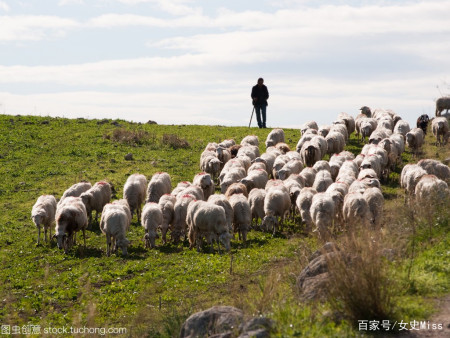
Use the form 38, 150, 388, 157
0, 114, 448, 337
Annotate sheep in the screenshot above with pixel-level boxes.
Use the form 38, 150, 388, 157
272, 154, 290, 179
141, 202, 163, 249
208, 194, 234, 233
229, 144, 242, 158
363, 187, 384, 228
325, 131, 345, 155
218, 139, 236, 148
300, 167, 317, 187
200, 155, 222, 181
390, 133, 405, 154
359, 118, 377, 142
255, 152, 276, 176
225, 182, 249, 199
266, 146, 283, 157
241, 135, 259, 147
337, 112, 356, 135
278, 159, 304, 180
215, 147, 231, 168
80, 181, 112, 225
377, 117, 394, 131
432, 117, 449, 146
296, 134, 315, 153
378, 138, 400, 172
146, 172, 172, 203
248, 161, 267, 173
237, 145, 260, 161
204, 142, 218, 152
193, 172, 215, 201
265, 128, 285, 148
158, 194, 176, 244
369, 128, 392, 144
435, 97, 450, 116
171, 181, 191, 196
360, 106, 372, 117
338, 160, 359, 178
220, 168, 247, 194
312, 160, 331, 174
300, 121, 319, 135
172, 194, 196, 243
248, 188, 266, 227
240, 169, 269, 192
366, 145, 389, 178
219, 158, 246, 182
349, 177, 381, 193
228, 193, 252, 243
393, 120, 411, 137
296, 187, 317, 232
360, 154, 382, 179
275, 142, 291, 154
123, 174, 147, 221
176, 185, 204, 201
58, 181, 92, 206
312, 170, 333, 193
32, 195, 57, 245
187, 201, 232, 253
417, 159, 450, 183
265, 179, 288, 193
318, 125, 331, 137
415, 175, 449, 206
405, 128, 425, 155
342, 192, 370, 229
111, 199, 132, 228
334, 174, 355, 188
355, 113, 367, 138
236, 154, 252, 172
54, 197, 88, 253
100, 203, 131, 256
325, 185, 345, 227
300, 140, 321, 168
416, 114, 430, 135
310, 192, 335, 240
283, 174, 305, 217
329, 123, 349, 142
400, 164, 428, 197
354, 154, 366, 168
358, 168, 378, 180
262, 187, 291, 235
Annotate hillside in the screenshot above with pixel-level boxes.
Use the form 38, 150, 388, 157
0, 114, 448, 337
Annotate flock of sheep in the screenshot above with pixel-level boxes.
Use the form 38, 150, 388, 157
31, 107, 450, 255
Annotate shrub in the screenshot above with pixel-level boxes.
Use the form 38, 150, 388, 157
103, 128, 156, 145
162, 134, 190, 149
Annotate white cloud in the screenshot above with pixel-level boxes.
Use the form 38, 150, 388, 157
58, 0, 85, 6
0, 1, 9, 12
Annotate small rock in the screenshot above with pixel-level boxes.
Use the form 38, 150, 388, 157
147, 120, 158, 125
111, 121, 121, 127
41, 120, 49, 125
97, 119, 109, 125
124, 153, 133, 161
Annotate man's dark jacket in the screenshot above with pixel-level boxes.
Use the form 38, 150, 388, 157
251, 84, 269, 107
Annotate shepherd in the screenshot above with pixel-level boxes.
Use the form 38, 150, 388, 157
251, 77, 269, 128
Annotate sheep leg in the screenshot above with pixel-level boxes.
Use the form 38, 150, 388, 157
82, 229, 86, 247
106, 234, 111, 256
36, 226, 41, 245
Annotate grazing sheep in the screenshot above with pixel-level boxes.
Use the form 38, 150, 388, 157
262, 187, 291, 234
187, 201, 232, 253
349, 177, 381, 193
378, 138, 400, 172
283, 174, 305, 216
80, 181, 112, 225
208, 194, 234, 233
158, 194, 176, 244
330, 123, 349, 142
200, 155, 222, 181
325, 131, 345, 155
393, 120, 411, 137
123, 173, 147, 220
219, 158, 246, 181
338, 160, 359, 178
296, 187, 317, 231
416, 114, 430, 135
343, 192, 370, 229
369, 128, 392, 144
358, 168, 378, 180
296, 134, 315, 153
359, 118, 377, 142
265, 179, 288, 193
241, 135, 259, 147
431, 117, 449, 146
193, 172, 215, 201
146, 172, 172, 203
112, 199, 132, 228
400, 164, 428, 197
141, 202, 163, 249
405, 128, 425, 155
312, 170, 333, 193
313, 160, 331, 174
225, 182, 249, 199
272, 154, 290, 179
219, 139, 236, 148
363, 187, 384, 228
417, 159, 450, 183
171, 181, 191, 196
100, 203, 131, 256
248, 188, 266, 226
229, 144, 242, 158
377, 117, 394, 131
228, 193, 252, 243
390, 133, 405, 154
240, 169, 269, 192
265, 128, 285, 148
237, 145, 260, 161
360, 154, 382, 179
318, 125, 331, 137
300, 121, 319, 135
176, 185, 204, 201
275, 142, 291, 154
58, 181, 92, 206
415, 175, 449, 205
172, 194, 196, 243
32, 195, 57, 245
236, 154, 252, 172
255, 152, 276, 176
337, 112, 356, 135
54, 197, 88, 253
310, 192, 335, 240
300, 167, 317, 187
435, 97, 450, 116
220, 167, 246, 194
301, 140, 321, 168
248, 161, 267, 173
278, 159, 304, 180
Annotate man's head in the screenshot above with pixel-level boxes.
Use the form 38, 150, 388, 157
257, 78, 264, 86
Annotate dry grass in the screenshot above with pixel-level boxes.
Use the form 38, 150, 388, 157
161, 133, 190, 149
103, 128, 156, 145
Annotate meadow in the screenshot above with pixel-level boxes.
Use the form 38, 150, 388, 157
0, 114, 448, 337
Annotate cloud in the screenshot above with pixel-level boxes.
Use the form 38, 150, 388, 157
0, 1, 9, 12
58, 0, 85, 6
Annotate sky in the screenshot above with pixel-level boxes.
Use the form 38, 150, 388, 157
0, 0, 449, 128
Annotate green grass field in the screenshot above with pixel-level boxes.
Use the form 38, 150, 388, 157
0, 114, 448, 337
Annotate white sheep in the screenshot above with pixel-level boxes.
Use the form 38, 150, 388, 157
111, 199, 132, 228
272, 154, 290, 179
240, 169, 269, 192
342, 192, 370, 229
158, 194, 177, 244
255, 152, 276, 177
225, 182, 248, 199
363, 187, 384, 228
359, 155, 382, 179
300, 167, 317, 187
200, 155, 222, 181
248, 188, 266, 227
248, 161, 267, 173
415, 175, 449, 206
283, 174, 305, 217
177, 185, 204, 201
325, 131, 345, 155
218, 139, 236, 148
193, 172, 215, 201
215, 147, 231, 168
171, 181, 192, 196
337, 112, 356, 135
369, 128, 392, 144
359, 118, 377, 142
432, 117, 449, 146
208, 194, 234, 233
400, 164, 427, 197
31, 195, 57, 245
300, 121, 319, 135
265, 128, 285, 148
417, 159, 450, 183
220, 167, 246, 194
318, 125, 331, 137
146, 172, 172, 203
393, 120, 411, 137
296, 187, 317, 232
261, 187, 291, 234
54, 197, 88, 253
312, 160, 331, 174
58, 181, 92, 206
80, 181, 112, 225
295, 133, 315, 153
141, 202, 163, 249
228, 193, 252, 243
278, 159, 304, 181
237, 145, 260, 161
310, 192, 335, 240
172, 194, 196, 243
300, 140, 321, 168
123, 173, 147, 220
405, 128, 425, 155
312, 170, 333, 193
241, 135, 259, 147
100, 203, 131, 256
329, 123, 349, 142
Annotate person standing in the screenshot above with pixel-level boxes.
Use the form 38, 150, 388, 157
251, 78, 269, 128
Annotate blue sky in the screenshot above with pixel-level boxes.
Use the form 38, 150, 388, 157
0, 0, 449, 127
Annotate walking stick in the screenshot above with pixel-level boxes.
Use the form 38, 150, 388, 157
248, 106, 255, 128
